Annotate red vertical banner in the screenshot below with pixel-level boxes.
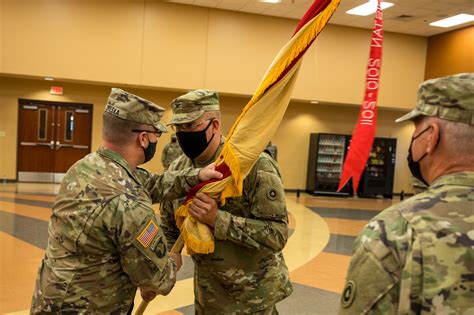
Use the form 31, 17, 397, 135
338, 0, 384, 193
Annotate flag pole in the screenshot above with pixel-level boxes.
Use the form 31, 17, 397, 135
135, 235, 185, 315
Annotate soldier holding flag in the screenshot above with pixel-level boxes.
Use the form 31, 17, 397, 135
160, 90, 293, 314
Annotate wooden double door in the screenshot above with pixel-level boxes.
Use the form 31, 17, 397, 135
17, 99, 93, 182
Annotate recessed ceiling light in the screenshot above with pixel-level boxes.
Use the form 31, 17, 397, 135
44, 77, 54, 81
429, 14, 474, 28
310, 100, 319, 104
346, 1, 394, 16
260, 0, 282, 3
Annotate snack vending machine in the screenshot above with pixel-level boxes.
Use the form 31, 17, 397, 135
357, 137, 397, 198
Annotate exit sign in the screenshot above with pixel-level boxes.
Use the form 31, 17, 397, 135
50, 86, 63, 95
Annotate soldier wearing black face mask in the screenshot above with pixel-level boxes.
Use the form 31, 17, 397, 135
31, 88, 224, 314
339, 73, 474, 315
161, 89, 292, 314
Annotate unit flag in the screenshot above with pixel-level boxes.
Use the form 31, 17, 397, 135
177, 0, 342, 254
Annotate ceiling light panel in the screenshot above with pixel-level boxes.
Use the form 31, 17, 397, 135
346, 1, 394, 16
429, 14, 474, 28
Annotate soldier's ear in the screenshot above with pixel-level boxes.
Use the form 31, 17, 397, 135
211, 118, 220, 131
426, 122, 440, 154
137, 131, 149, 147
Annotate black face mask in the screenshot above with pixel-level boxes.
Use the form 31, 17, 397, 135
176, 119, 215, 159
407, 126, 438, 187
143, 140, 157, 163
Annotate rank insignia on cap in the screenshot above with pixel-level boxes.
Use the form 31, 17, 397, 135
136, 220, 159, 248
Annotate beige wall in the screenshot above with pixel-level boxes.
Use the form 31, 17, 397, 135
0, 0, 3, 73
425, 26, 474, 80
0, 0, 439, 192
1, 0, 427, 108
1, 0, 145, 84
0, 76, 415, 193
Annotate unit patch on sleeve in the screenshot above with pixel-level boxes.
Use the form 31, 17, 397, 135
341, 280, 356, 308
266, 188, 278, 200
136, 220, 159, 248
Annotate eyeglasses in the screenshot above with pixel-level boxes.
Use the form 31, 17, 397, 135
131, 129, 163, 137
171, 118, 214, 132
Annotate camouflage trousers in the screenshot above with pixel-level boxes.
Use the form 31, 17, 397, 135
257, 306, 278, 315
195, 304, 278, 314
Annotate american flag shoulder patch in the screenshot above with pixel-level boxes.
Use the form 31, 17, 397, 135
136, 220, 159, 248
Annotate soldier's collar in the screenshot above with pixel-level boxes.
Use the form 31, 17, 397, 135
430, 171, 474, 189
98, 146, 141, 182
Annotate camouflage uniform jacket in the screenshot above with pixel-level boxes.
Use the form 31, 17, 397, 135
31, 147, 200, 314
339, 172, 474, 314
160, 137, 293, 313
161, 141, 183, 169
264, 144, 278, 161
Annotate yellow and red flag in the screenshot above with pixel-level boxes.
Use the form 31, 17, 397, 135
176, 0, 341, 254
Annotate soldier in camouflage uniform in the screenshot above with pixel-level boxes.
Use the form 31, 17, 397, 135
339, 73, 474, 314
161, 134, 183, 169
31, 88, 222, 314
160, 89, 293, 314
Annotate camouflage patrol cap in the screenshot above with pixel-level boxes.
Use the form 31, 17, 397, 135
396, 73, 474, 125
105, 88, 168, 132
168, 89, 219, 125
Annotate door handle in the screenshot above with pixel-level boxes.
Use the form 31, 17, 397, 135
56, 141, 74, 149
21, 142, 55, 149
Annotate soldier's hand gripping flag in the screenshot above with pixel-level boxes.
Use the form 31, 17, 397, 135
176, 0, 342, 255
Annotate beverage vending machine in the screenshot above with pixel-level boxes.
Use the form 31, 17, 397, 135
306, 133, 351, 195
306, 133, 396, 197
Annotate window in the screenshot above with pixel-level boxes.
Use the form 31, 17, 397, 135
65, 111, 74, 141
38, 109, 48, 140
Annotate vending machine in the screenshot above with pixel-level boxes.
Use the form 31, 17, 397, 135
357, 137, 397, 198
306, 133, 396, 197
306, 133, 351, 195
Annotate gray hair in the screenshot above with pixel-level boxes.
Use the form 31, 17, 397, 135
420, 116, 474, 156
202, 110, 221, 122
439, 119, 474, 156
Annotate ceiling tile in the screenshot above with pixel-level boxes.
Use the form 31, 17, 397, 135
217, 2, 245, 10
240, 2, 271, 14
194, 0, 220, 7
262, 3, 298, 16
167, 0, 195, 4
168, 0, 474, 36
